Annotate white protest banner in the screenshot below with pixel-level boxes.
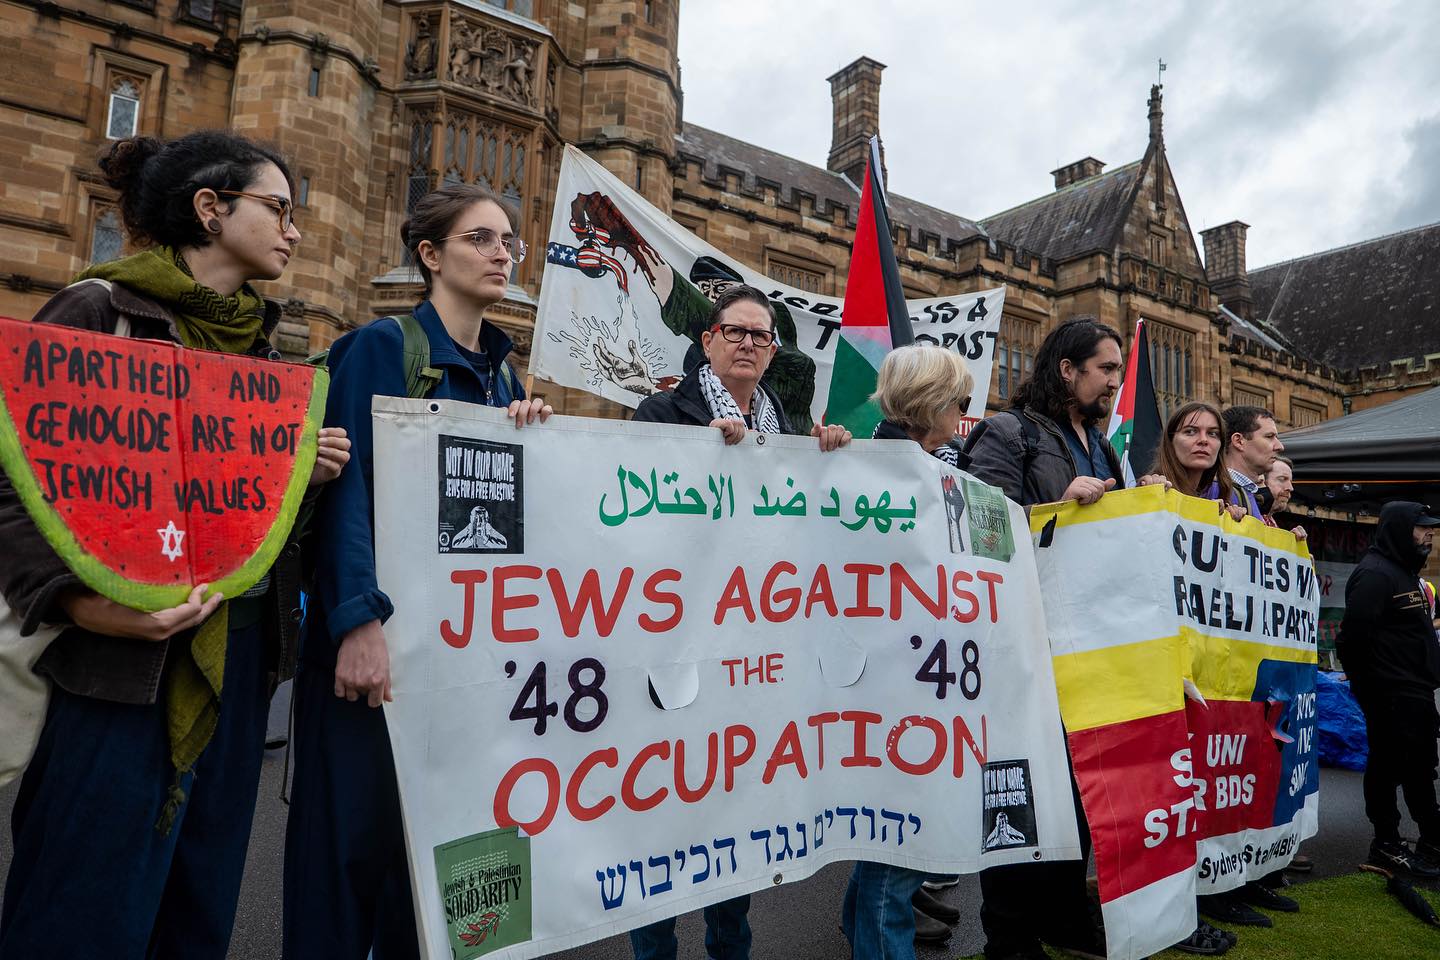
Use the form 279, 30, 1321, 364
533, 145, 1004, 435
373, 398, 1077, 959
1030, 487, 1320, 960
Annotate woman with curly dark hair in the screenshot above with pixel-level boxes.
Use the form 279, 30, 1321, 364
0, 130, 348, 959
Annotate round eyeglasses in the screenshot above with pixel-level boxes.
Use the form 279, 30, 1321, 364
436, 227, 528, 264
216, 190, 296, 232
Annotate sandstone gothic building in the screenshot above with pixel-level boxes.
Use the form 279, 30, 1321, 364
4, 0, 1438, 428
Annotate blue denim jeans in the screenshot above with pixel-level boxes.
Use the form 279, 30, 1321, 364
629, 895, 751, 959
841, 862, 929, 960
0, 622, 269, 960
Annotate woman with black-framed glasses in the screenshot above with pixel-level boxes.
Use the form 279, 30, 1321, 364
631, 284, 850, 453
624, 284, 848, 960
0, 130, 350, 960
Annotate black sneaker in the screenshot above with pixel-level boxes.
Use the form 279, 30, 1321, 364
1284, 853, 1314, 873
1197, 893, 1272, 927
1235, 880, 1299, 913
912, 885, 960, 925
1205, 921, 1238, 947
1172, 923, 1231, 956
913, 907, 951, 944
1369, 839, 1440, 880
1049, 929, 1107, 960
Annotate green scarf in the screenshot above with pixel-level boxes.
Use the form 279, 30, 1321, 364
75, 246, 267, 832
76, 246, 267, 354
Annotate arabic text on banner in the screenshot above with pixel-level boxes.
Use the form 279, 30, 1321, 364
373, 398, 1077, 959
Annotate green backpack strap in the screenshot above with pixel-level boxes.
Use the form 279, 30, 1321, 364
305, 315, 441, 400
395, 314, 443, 399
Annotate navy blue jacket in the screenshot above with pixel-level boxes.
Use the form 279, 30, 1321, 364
306, 300, 522, 666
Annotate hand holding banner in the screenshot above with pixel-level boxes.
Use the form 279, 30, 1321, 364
1032, 486, 1320, 960
372, 399, 1079, 959
0, 315, 325, 608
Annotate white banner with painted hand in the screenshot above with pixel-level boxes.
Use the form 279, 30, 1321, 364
532, 146, 1004, 436
374, 397, 1076, 959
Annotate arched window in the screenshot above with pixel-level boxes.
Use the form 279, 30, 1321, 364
106, 79, 140, 140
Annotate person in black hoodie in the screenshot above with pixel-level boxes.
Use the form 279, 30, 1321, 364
1338, 500, 1440, 879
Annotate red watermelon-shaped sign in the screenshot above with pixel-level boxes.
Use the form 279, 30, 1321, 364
0, 315, 328, 611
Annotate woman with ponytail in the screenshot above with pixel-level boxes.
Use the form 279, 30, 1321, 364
282, 181, 549, 959
0, 131, 349, 959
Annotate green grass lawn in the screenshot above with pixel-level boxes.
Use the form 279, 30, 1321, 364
960, 872, 1440, 960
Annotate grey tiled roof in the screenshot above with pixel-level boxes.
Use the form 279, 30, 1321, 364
1251, 221, 1440, 369
979, 161, 1143, 263
1220, 304, 1294, 353
674, 123, 986, 248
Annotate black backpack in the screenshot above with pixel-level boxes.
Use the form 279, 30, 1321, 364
962, 409, 1044, 474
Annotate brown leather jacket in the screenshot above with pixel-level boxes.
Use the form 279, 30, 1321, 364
0, 279, 307, 704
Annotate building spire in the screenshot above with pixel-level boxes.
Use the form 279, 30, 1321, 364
1148, 83, 1164, 144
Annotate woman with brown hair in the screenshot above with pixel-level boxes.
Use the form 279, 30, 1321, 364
282, 182, 549, 959
1152, 400, 1236, 504
1150, 401, 1252, 956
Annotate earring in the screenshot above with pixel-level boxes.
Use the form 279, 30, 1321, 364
205, 219, 222, 235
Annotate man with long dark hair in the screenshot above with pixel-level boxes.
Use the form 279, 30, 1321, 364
961, 316, 1131, 960
966, 316, 1128, 509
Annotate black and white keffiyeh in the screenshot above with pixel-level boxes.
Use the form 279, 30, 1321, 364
931, 442, 961, 467
871, 418, 962, 466
697, 363, 782, 435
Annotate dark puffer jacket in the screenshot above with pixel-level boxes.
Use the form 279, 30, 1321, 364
0, 279, 306, 704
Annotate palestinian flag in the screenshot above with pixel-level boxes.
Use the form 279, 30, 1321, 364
1105, 319, 1163, 486
825, 137, 912, 438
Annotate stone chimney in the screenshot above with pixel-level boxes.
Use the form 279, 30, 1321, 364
827, 56, 886, 186
1051, 157, 1106, 190
1148, 83, 1164, 144
1200, 221, 1254, 320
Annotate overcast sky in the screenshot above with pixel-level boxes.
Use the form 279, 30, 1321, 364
675, 0, 1440, 270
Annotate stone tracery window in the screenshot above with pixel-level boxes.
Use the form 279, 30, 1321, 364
1146, 319, 1195, 418
427, 112, 528, 201
1233, 383, 1274, 410
996, 315, 1039, 400
1290, 399, 1324, 429
403, 109, 534, 264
